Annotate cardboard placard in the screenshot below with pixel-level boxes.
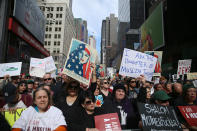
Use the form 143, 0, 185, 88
119, 48, 157, 81
63, 39, 96, 85
137, 103, 181, 131
95, 113, 121, 131
0, 62, 22, 77
178, 106, 197, 126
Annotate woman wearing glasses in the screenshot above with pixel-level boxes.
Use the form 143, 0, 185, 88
100, 79, 112, 100
55, 80, 81, 123
12, 87, 67, 131
67, 91, 102, 131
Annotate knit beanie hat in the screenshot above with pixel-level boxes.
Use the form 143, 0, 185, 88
112, 83, 126, 95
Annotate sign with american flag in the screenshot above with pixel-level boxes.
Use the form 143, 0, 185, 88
63, 39, 97, 85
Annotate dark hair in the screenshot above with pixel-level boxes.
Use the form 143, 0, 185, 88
88, 83, 100, 95
79, 91, 95, 105
65, 80, 80, 96
32, 87, 51, 107
137, 87, 150, 103
17, 80, 28, 94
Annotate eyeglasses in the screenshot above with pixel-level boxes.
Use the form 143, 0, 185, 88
130, 81, 136, 83
69, 86, 78, 89
44, 78, 52, 81
104, 82, 109, 84
85, 100, 94, 105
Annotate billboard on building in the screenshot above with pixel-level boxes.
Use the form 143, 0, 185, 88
13, 0, 45, 44
140, 2, 164, 52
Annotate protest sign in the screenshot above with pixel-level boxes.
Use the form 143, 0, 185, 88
44, 56, 57, 73
177, 59, 192, 76
178, 106, 197, 126
94, 113, 121, 131
63, 39, 96, 85
0, 62, 22, 77
107, 67, 114, 78
145, 51, 162, 76
29, 58, 45, 78
95, 95, 104, 107
1, 108, 26, 127
96, 64, 105, 78
119, 48, 157, 81
137, 103, 181, 131
187, 72, 197, 80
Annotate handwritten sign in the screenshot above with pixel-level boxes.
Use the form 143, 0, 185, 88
119, 48, 157, 81
177, 59, 192, 76
137, 103, 181, 131
178, 106, 197, 126
29, 58, 46, 78
94, 113, 121, 131
145, 51, 163, 76
0, 62, 22, 77
44, 56, 57, 73
1, 108, 26, 127
107, 67, 114, 78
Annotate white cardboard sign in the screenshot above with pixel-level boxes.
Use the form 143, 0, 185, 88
177, 59, 192, 76
44, 56, 57, 73
0, 62, 22, 77
119, 48, 157, 81
29, 58, 46, 78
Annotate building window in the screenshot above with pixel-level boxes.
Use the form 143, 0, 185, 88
58, 41, 60, 46
45, 41, 47, 45
48, 34, 51, 38
54, 34, 57, 39
47, 14, 50, 18
46, 27, 48, 31
59, 27, 61, 31
49, 27, 52, 31
51, 7, 54, 11
48, 41, 51, 46
59, 21, 62, 25
57, 50, 60, 53
55, 27, 58, 31
56, 14, 59, 18
53, 50, 56, 53
56, 20, 58, 25
50, 13, 53, 18
45, 34, 48, 38
58, 34, 61, 38
60, 7, 63, 11
54, 41, 57, 46
47, 7, 50, 11
57, 7, 59, 11
60, 14, 62, 18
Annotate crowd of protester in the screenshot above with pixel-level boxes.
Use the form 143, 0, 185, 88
0, 66, 197, 131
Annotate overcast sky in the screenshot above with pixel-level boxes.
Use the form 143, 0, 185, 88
72, 0, 118, 56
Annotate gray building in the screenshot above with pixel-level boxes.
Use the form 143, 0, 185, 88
100, 14, 118, 67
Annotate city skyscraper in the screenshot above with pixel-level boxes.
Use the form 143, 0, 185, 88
101, 14, 118, 67
74, 18, 88, 43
